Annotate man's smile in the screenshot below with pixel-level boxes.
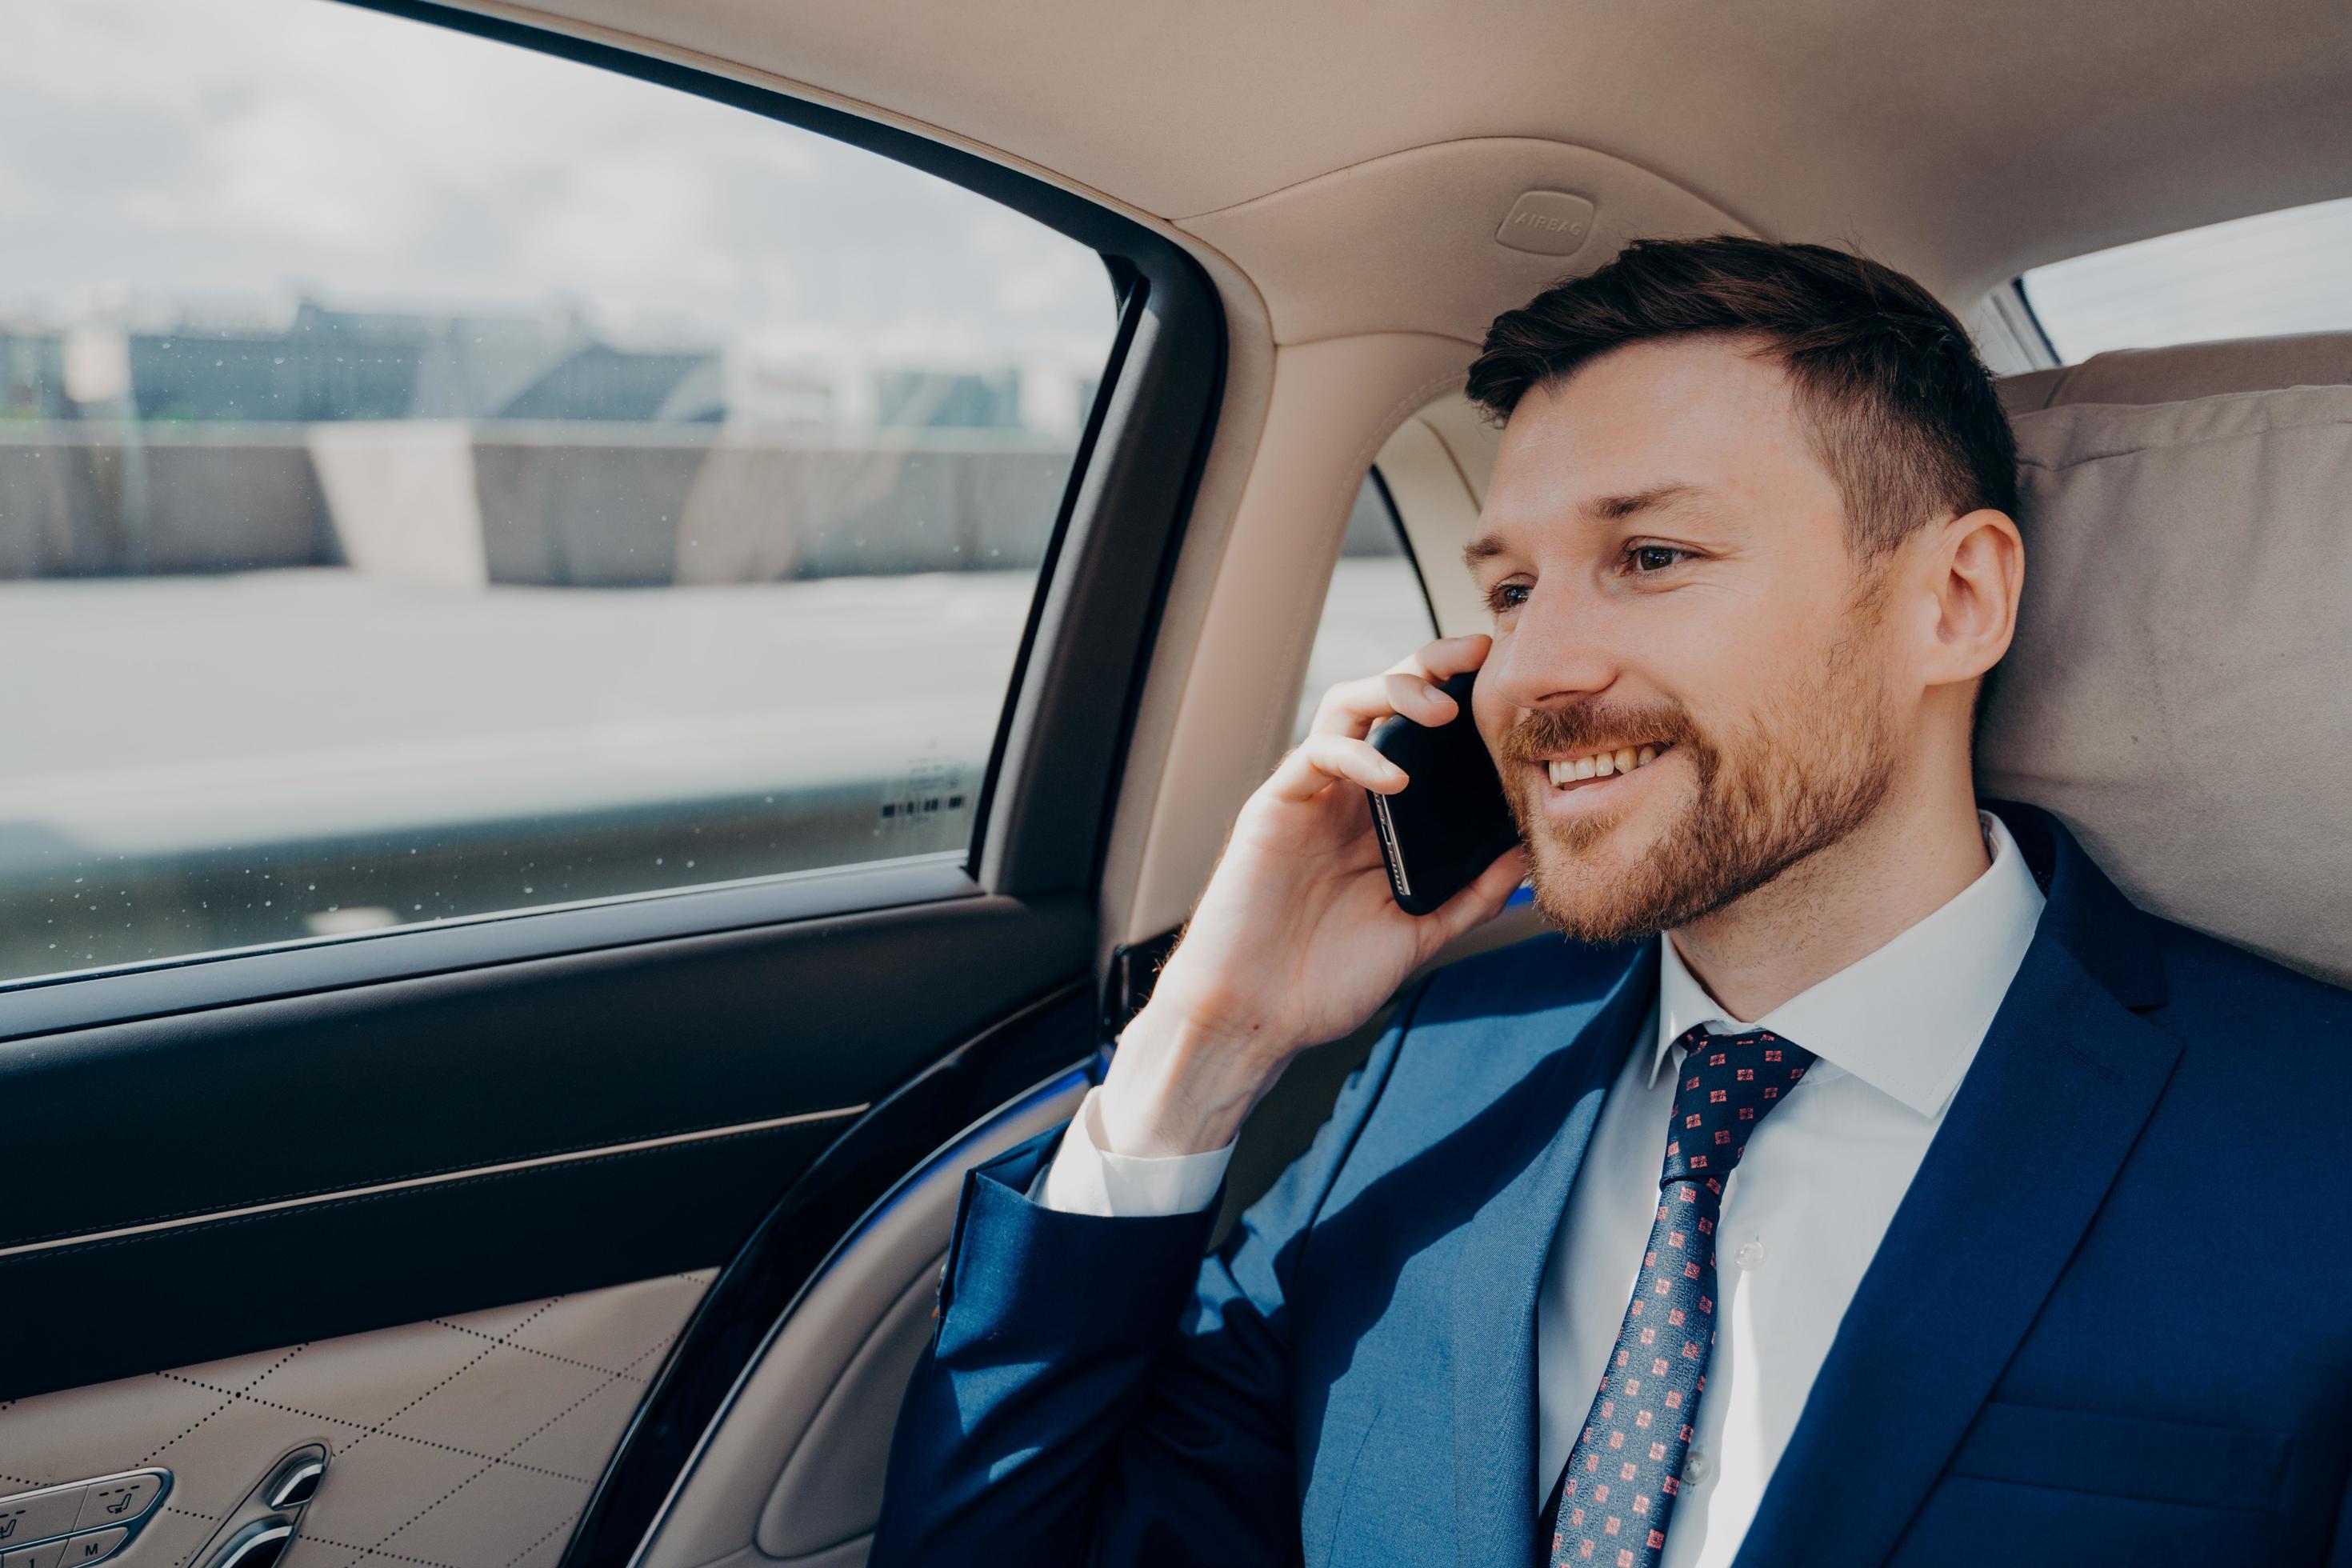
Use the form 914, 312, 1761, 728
1541, 742, 1674, 788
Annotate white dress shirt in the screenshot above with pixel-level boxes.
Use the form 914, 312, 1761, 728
1041, 811, 2046, 1568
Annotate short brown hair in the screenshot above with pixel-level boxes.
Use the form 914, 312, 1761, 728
1466, 235, 2018, 555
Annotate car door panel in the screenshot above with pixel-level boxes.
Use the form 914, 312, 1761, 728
1, 893, 1090, 1403
0, 1272, 714, 1568
2, 3, 1219, 1565
625, 1064, 1092, 1568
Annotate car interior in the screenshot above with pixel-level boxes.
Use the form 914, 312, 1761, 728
2, 2, 2348, 1568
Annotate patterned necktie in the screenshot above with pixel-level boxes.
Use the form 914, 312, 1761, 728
1547, 1026, 1815, 1568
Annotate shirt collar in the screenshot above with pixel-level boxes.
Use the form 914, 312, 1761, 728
1646, 810, 2046, 1118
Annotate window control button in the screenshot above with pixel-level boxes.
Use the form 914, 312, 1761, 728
0, 1490, 88, 1548
2, 1540, 70, 1568
75, 1482, 159, 1533
59, 1532, 126, 1568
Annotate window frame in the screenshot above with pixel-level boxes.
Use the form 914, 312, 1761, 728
0, 0, 1222, 1040
1368, 465, 1442, 632
1992, 280, 2064, 370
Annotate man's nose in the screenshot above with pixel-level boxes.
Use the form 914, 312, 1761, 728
1481, 595, 1623, 711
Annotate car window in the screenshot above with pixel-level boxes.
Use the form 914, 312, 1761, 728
0, 0, 1116, 985
1292, 472, 1439, 741
2019, 195, 2352, 362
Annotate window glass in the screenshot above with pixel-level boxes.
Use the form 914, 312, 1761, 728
2020, 196, 2352, 362
1292, 474, 1439, 742
0, 0, 1115, 983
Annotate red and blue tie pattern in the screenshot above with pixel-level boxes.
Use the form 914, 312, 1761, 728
1547, 1026, 1814, 1568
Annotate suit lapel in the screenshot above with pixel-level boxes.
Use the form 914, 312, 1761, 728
1731, 806, 2183, 1567
1447, 941, 1658, 1568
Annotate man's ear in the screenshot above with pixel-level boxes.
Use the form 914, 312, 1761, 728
1920, 507, 2023, 690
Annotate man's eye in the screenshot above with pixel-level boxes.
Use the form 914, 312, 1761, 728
1488, 582, 1532, 612
1628, 545, 1690, 574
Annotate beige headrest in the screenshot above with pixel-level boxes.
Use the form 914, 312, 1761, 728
1998, 331, 2352, 414
1976, 382, 2352, 987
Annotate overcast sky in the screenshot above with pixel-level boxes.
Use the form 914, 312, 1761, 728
0, 0, 1115, 376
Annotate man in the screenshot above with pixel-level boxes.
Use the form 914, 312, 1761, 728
870, 238, 2352, 1566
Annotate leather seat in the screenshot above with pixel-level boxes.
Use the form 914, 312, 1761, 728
1997, 329, 2352, 412
1980, 331, 2352, 989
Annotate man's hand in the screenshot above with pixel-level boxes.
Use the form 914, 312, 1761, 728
1096, 634, 1530, 1158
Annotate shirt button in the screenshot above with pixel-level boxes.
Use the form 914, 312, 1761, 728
1734, 1240, 1767, 1270
1684, 1449, 1712, 1483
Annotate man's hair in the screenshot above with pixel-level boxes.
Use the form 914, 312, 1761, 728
1466, 235, 2018, 555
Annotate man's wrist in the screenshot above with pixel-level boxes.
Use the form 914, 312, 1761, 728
1095, 1002, 1282, 1158
1034, 1087, 1236, 1216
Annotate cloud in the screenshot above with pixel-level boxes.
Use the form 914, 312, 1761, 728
3, 0, 1114, 373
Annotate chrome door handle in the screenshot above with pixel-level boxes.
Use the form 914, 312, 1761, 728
187, 1446, 328, 1568
262, 1459, 326, 1512
211, 1521, 294, 1568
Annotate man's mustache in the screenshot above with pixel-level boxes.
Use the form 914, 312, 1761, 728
1493, 702, 1702, 764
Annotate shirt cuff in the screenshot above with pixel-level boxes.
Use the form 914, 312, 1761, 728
1034, 1085, 1236, 1217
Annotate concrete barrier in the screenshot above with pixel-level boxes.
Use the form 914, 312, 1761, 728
0, 424, 330, 576
474, 426, 703, 586
0, 421, 1081, 586
309, 422, 486, 590
0, 433, 100, 576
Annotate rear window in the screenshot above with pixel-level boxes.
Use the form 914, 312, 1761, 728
2019, 195, 2352, 362
1292, 472, 1435, 742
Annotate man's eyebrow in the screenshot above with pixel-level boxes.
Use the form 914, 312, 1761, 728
1590, 482, 1706, 522
1462, 533, 1510, 569
1461, 482, 1709, 569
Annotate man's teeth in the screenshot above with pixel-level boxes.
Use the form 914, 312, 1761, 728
1546, 746, 1663, 786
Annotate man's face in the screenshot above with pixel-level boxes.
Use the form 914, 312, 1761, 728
1466, 334, 1908, 944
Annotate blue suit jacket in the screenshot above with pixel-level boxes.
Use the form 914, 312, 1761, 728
873, 805, 2352, 1566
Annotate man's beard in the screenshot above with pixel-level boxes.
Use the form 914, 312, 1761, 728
1494, 622, 1899, 946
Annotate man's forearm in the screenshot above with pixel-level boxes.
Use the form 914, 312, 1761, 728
1090, 1001, 1289, 1158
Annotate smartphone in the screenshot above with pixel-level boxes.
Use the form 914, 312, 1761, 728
1364, 670, 1522, 916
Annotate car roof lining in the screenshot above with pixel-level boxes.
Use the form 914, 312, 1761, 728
435, 0, 2352, 314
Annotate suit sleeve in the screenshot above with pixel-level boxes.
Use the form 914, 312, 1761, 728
867, 992, 1419, 1567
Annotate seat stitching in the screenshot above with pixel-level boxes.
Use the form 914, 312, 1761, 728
346, 1300, 565, 1462
423, 1321, 645, 1382
298, 1535, 466, 1568
143, 1346, 306, 1465
496, 1514, 578, 1568
353, 1302, 588, 1557
150, 1373, 600, 1486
